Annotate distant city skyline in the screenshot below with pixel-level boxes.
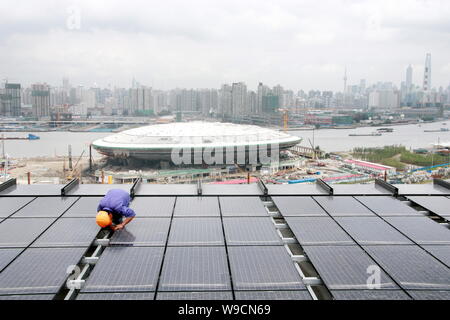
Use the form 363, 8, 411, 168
1, 0, 450, 91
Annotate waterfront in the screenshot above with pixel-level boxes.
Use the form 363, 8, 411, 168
1, 121, 450, 159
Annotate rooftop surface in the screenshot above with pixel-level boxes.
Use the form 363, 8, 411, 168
0, 181, 449, 300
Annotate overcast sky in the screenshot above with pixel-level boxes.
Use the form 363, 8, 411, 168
0, 0, 449, 91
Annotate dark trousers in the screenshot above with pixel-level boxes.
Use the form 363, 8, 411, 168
112, 212, 123, 225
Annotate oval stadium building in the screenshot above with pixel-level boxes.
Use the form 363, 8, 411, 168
92, 122, 301, 164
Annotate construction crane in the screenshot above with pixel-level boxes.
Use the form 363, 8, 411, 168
279, 108, 289, 131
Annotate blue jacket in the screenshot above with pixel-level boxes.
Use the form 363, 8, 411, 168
97, 189, 136, 218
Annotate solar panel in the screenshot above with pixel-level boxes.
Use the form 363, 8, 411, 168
0, 248, 23, 271
395, 184, 449, 196
303, 245, 398, 290
174, 197, 220, 217
82, 247, 164, 293
0, 184, 64, 196
130, 197, 175, 217
202, 184, 262, 196
331, 290, 410, 300
267, 184, 328, 195
0, 247, 87, 294
363, 245, 450, 290
223, 217, 283, 246
62, 197, 102, 218
421, 245, 450, 268
228, 246, 305, 290
109, 218, 170, 246
156, 291, 233, 300
12, 197, 78, 218
70, 184, 130, 196
284, 217, 355, 246
0, 197, 35, 218
235, 290, 312, 300
31, 218, 100, 248
355, 196, 421, 216
407, 196, 450, 217
384, 217, 450, 245
0, 294, 54, 300
158, 247, 231, 291
0, 218, 55, 248
136, 184, 197, 196
77, 292, 155, 300
272, 196, 327, 216
313, 196, 374, 216
168, 218, 224, 246
219, 197, 268, 216
333, 184, 391, 195
335, 217, 412, 245
407, 290, 450, 300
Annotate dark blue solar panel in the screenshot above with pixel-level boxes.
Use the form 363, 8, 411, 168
0, 197, 35, 218
331, 290, 410, 300
174, 197, 220, 216
363, 245, 450, 290
109, 218, 170, 246
285, 217, 355, 245
313, 196, 374, 216
62, 197, 102, 218
157, 291, 233, 300
0, 218, 55, 248
168, 218, 224, 246
0, 247, 87, 294
303, 245, 398, 290
235, 291, 312, 300
223, 217, 282, 246
272, 196, 327, 216
408, 290, 450, 300
422, 245, 450, 268
385, 217, 450, 244
355, 196, 421, 216
130, 197, 175, 217
407, 196, 450, 217
12, 197, 78, 218
0, 248, 23, 271
82, 247, 164, 293
219, 197, 268, 216
159, 247, 231, 291
77, 292, 155, 300
228, 246, 305, 290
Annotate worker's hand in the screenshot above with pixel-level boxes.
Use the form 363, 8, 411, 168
113, 224, 124, 231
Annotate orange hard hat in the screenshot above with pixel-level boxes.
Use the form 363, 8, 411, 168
96, 211, 112, 228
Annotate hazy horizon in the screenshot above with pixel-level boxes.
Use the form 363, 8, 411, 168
1, 0, 449, 91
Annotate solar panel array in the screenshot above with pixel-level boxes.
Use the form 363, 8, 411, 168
0, 183, 449, 300
273, 194, 450, 300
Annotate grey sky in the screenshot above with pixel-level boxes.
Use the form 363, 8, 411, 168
0, 0, 449, 91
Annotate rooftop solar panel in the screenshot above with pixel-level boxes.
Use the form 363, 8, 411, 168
82, 247, 164, 293
0, 247, 87, 294
168, 218, 224, 246
331, 290, 410, 300
135, 184, 197, 196
355, 196, 422, 216
285, 217, 355, 246
385, 217, 450, 245
12, 197, 78, 218
407, 196, 450, 217
228, 246, 305, 291
363, 245, 450, 290
332, 184, 391, 195
313, 196, 374, 216
272, 196, 327, 216
0, 218, 55, 248
335, 217, 413, 245
395, 184, 449, 196
31, 218, 100, 248
219, 197, 268, 216
109, 218, 170, 246
0, 184, 64, 196
0, 294, 54, 300
0, 197, 35, 218
303, 245, 398, 290
421, 245, 450, 268
235, 290, 312, 300
407, 290, 450, 300
62, 197, 102, 218
223, 217, 282, 246
202, 184, 262, 196
174, 197, 220, 217
0, 248, 23, 271
70, 184, 130, 196
77, 292, 155, 300
130, 197, 175, 217
156, 291, 233, 300
267, 184, 328, 195
159, 247, 231, 291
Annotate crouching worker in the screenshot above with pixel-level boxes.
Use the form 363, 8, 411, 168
96, 189, 136, 231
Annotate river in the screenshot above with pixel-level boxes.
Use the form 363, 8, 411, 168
1, 121, 449, 158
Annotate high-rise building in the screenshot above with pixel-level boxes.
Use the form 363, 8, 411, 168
219, 84, 232, 117
31, 83, 51, 118
0, 83, 21, 116
406, 65, 413, 90
423, 53, 431, 91
231, 82, 247, 116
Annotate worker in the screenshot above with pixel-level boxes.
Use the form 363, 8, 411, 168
96, 189, 136, 231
